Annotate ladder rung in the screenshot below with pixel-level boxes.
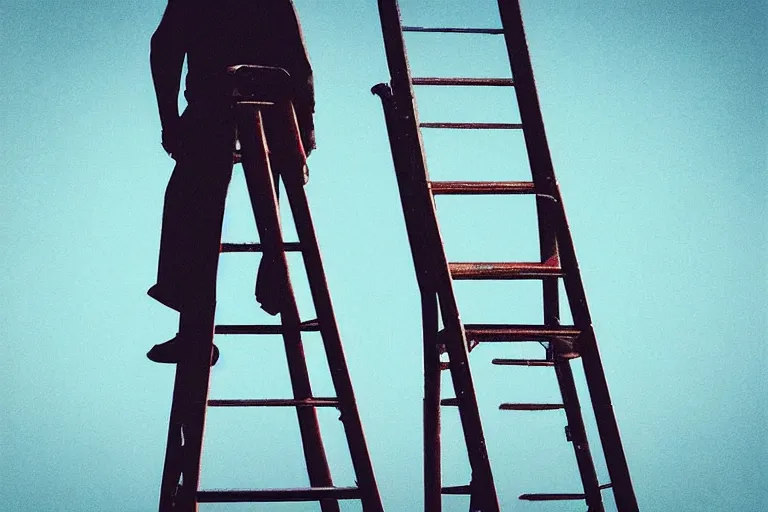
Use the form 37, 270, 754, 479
420, 122, 523, 130
440, 398, 459, 406
208, 398, 340, 408
492, 359, 555, 367
464, 324, 581, 342
215, 319, 320, 335
197, 486, 360, 503
221, 242, 302, 252
430, 181, 535, 195
520, 483, 612, 501
449, 262, 564, 280
500, 403, 564, 411
441, 485, 472, 495
403, 26, 504, 35
412, 77, 514, 87
519, 492, 587, 501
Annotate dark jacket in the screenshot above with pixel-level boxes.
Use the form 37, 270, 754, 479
150, 0, 315, 151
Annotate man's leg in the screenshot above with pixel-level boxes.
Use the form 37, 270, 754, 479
149, 156, 206, 312
253, 110, 304, 315
148, 107, 235, 363
253, 166, 282, 315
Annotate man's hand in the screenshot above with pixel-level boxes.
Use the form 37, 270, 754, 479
300, 125, 316, 157
297, 109, 315, 157
161, 118, 183, 160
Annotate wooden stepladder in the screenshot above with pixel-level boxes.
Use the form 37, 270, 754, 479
373, 1, 639, 511
157, 65, 384, 512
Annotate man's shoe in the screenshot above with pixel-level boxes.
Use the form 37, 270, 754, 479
147, 335, 220, 366
255, 258, 285, 316
147, 284, 184, 312
258, 295, 283, 316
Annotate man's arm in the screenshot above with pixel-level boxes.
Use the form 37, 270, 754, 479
275, 0, 316, 153
150, 0, 186, 152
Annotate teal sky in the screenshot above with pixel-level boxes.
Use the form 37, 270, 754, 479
1, 1, 765, 511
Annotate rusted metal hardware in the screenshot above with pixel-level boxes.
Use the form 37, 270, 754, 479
412, 77, 515, 86
463, 324, 580, 342
419, 122, 523, 129
214, 319, 319, 335
197, 487, 361, 503
402, 26, 504, 34
220, 242, 302, 252
429, 180, 535, 194
448, 261, 564, 280
208, 398, 341, 408
519, 483, 613, 502
492, 358, 555, 367
499, 403, 564, 411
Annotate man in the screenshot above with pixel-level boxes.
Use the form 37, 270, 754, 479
146, 0, 315, 364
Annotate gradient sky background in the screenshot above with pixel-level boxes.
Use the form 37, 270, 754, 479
1, 1, 765, 511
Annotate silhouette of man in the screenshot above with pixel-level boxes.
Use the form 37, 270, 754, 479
146, 0, 315, 364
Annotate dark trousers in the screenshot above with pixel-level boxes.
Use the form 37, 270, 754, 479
151, 103, 287, 312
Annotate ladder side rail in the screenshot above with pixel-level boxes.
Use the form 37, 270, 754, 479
374, 83, 497, 510
236, 104, 339, 512
540, 200, 604, 505
422, 291, 442, 512
538, 145, 604, 507
495, 0, 592, 329
371, 84, 441, 293
375, 2, 501, 510
274, 102, 385, 512
373, 85, 443, 511
158, 371, 187, 511
158, 249, 221, 510
173, 361, 211, 511
552, 357, 605, 510
495, 1, 639, 509
434, 291, 501, 512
